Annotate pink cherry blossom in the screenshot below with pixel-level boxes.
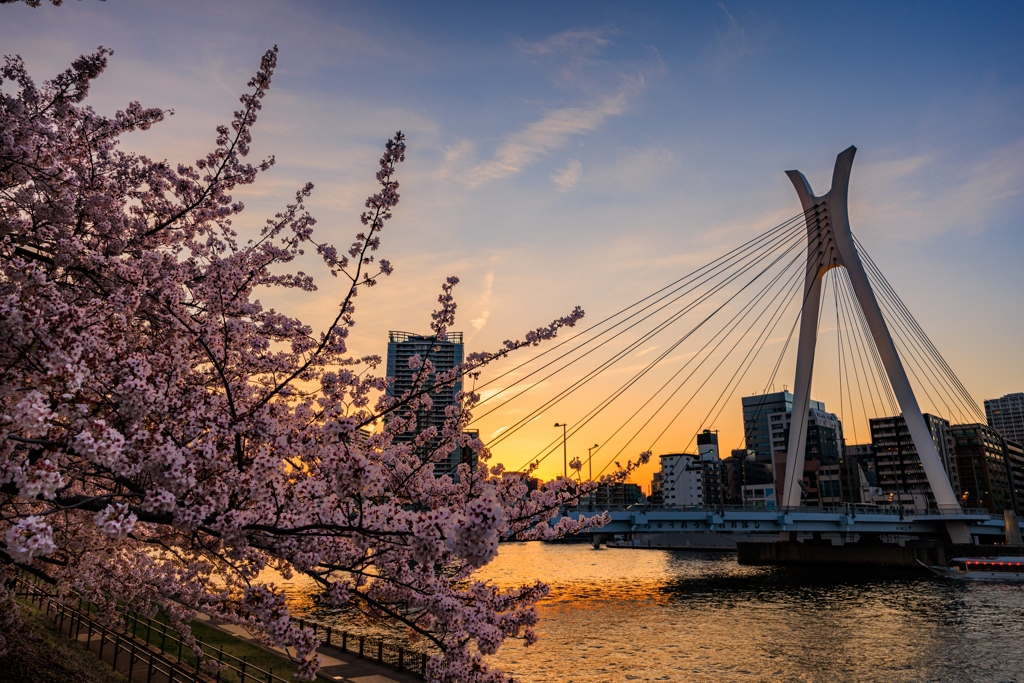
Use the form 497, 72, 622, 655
0, 45, 643, 682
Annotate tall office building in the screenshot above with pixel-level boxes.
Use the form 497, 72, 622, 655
870, 414, 959, 509
985, 392, 1024, 444
741, 391, 839, 507
952, 423, 1015, 513
769, 407, 843, 507
742, 391, 804, 462
386, 331, 469, 478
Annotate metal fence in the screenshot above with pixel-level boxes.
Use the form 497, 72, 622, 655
11, 571, 429, 681
290, 615, 429, 677
565, 502, 995, 517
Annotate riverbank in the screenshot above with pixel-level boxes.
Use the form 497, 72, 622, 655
5, 583, 422, 683
0, 604, 127, 683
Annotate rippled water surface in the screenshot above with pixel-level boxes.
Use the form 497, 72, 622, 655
287, 543, 1024, 683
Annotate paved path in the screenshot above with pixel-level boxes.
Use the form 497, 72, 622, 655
195, 613, 423, 683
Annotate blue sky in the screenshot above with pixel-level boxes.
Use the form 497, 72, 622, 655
4, 1, 1023, 481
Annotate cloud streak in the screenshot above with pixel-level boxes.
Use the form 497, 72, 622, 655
551, 159, 583, 192
515, 27, 612, 57
468, 84, 636, 188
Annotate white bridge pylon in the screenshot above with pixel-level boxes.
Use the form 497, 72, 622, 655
781, 146, 971, 544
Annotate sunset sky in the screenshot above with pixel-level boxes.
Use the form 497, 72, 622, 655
5, 1, 1024, 486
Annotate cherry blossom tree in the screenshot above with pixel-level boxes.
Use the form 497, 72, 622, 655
0, 46, 648, 680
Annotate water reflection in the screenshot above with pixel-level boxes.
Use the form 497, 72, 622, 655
287, 543, 1024, 683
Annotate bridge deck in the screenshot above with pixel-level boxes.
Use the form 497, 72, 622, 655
566, 505, 1018, 537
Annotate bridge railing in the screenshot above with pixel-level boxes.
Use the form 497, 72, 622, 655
564, 503, 995, 518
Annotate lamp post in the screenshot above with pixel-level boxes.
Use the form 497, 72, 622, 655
587, 444, 599, 482
554, 423, 568, 478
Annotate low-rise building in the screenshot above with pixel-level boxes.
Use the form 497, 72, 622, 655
654, 452, 706, 507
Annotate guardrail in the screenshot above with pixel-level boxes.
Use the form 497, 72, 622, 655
10, 571, 429, 681
565, 503, 995, 517
289, 616, 429, 677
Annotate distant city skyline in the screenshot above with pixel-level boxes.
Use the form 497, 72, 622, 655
5, 1, 1023, 483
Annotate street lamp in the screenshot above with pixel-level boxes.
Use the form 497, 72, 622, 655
587, 444, 599, 482
553, 423, 568, 478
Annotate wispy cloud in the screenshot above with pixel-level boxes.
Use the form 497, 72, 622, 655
468, 84, 636, 188
516, 28, 612, 57
855, 139, 1024, 241
551, 159, 583, 192
585, 146, 674, 195
714, 3, 754, 65
468, 269, 495, 339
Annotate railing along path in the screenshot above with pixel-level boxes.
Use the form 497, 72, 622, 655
10, 572, 429, 681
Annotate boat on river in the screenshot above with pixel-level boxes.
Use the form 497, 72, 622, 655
917, 556, 1024, 581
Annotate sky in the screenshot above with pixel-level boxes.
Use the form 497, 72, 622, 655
4, 0, 1024, 486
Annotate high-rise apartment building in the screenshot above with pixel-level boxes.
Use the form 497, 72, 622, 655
985, 392, 1024, 444
870, 414, 959, 509
386, 331, 468, 478
952, 423, 1014, 513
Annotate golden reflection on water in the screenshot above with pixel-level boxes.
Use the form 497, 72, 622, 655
475, 543, 1024, 683
282, 542, 1024, 683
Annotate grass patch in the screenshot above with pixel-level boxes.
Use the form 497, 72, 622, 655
16, 597, 331, 683
0, 604, 128, 683
185, 618, 333, 682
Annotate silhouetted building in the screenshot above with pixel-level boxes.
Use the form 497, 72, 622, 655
1005, 440, 1024, 516
870, 414, 959, 509
697, 430, 723, 507
722, 449, 773, 506
953, 423, 1015, 513
386, 331, 468, 478
769, 405, 843, 507
986, 392, 1024, 444
840, 443, 878, 504
741, 391, 842, 507
589, 482, 644, 508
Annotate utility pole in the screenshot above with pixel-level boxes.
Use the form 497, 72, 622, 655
588, 444, 599, 482
554, 423, 568, 478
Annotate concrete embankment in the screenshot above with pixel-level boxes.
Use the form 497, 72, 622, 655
737, 541, 1024, 567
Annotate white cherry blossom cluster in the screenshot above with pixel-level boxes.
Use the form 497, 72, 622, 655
5, 516, 56, 562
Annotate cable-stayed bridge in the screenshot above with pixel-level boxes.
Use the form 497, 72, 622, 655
472, 146, 1022, 554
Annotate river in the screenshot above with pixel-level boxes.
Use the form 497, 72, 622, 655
281, 543, 1024, 683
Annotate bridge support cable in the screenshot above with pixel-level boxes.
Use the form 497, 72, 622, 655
476, 217, 810, 436
595, 213, 837, 481
835, 269, 879, 425
641, 267, 805, 471
852, 246, 978, 424
832, 266, 900, 445
471, 212, 812, 409
833, 269, 878, 445
590, 246, 807, 476
854, 236, 985, 423
831, 269, 859, 444
510, 226, 812, 473
491, 220, 811, 460
732, 217, 843, 456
